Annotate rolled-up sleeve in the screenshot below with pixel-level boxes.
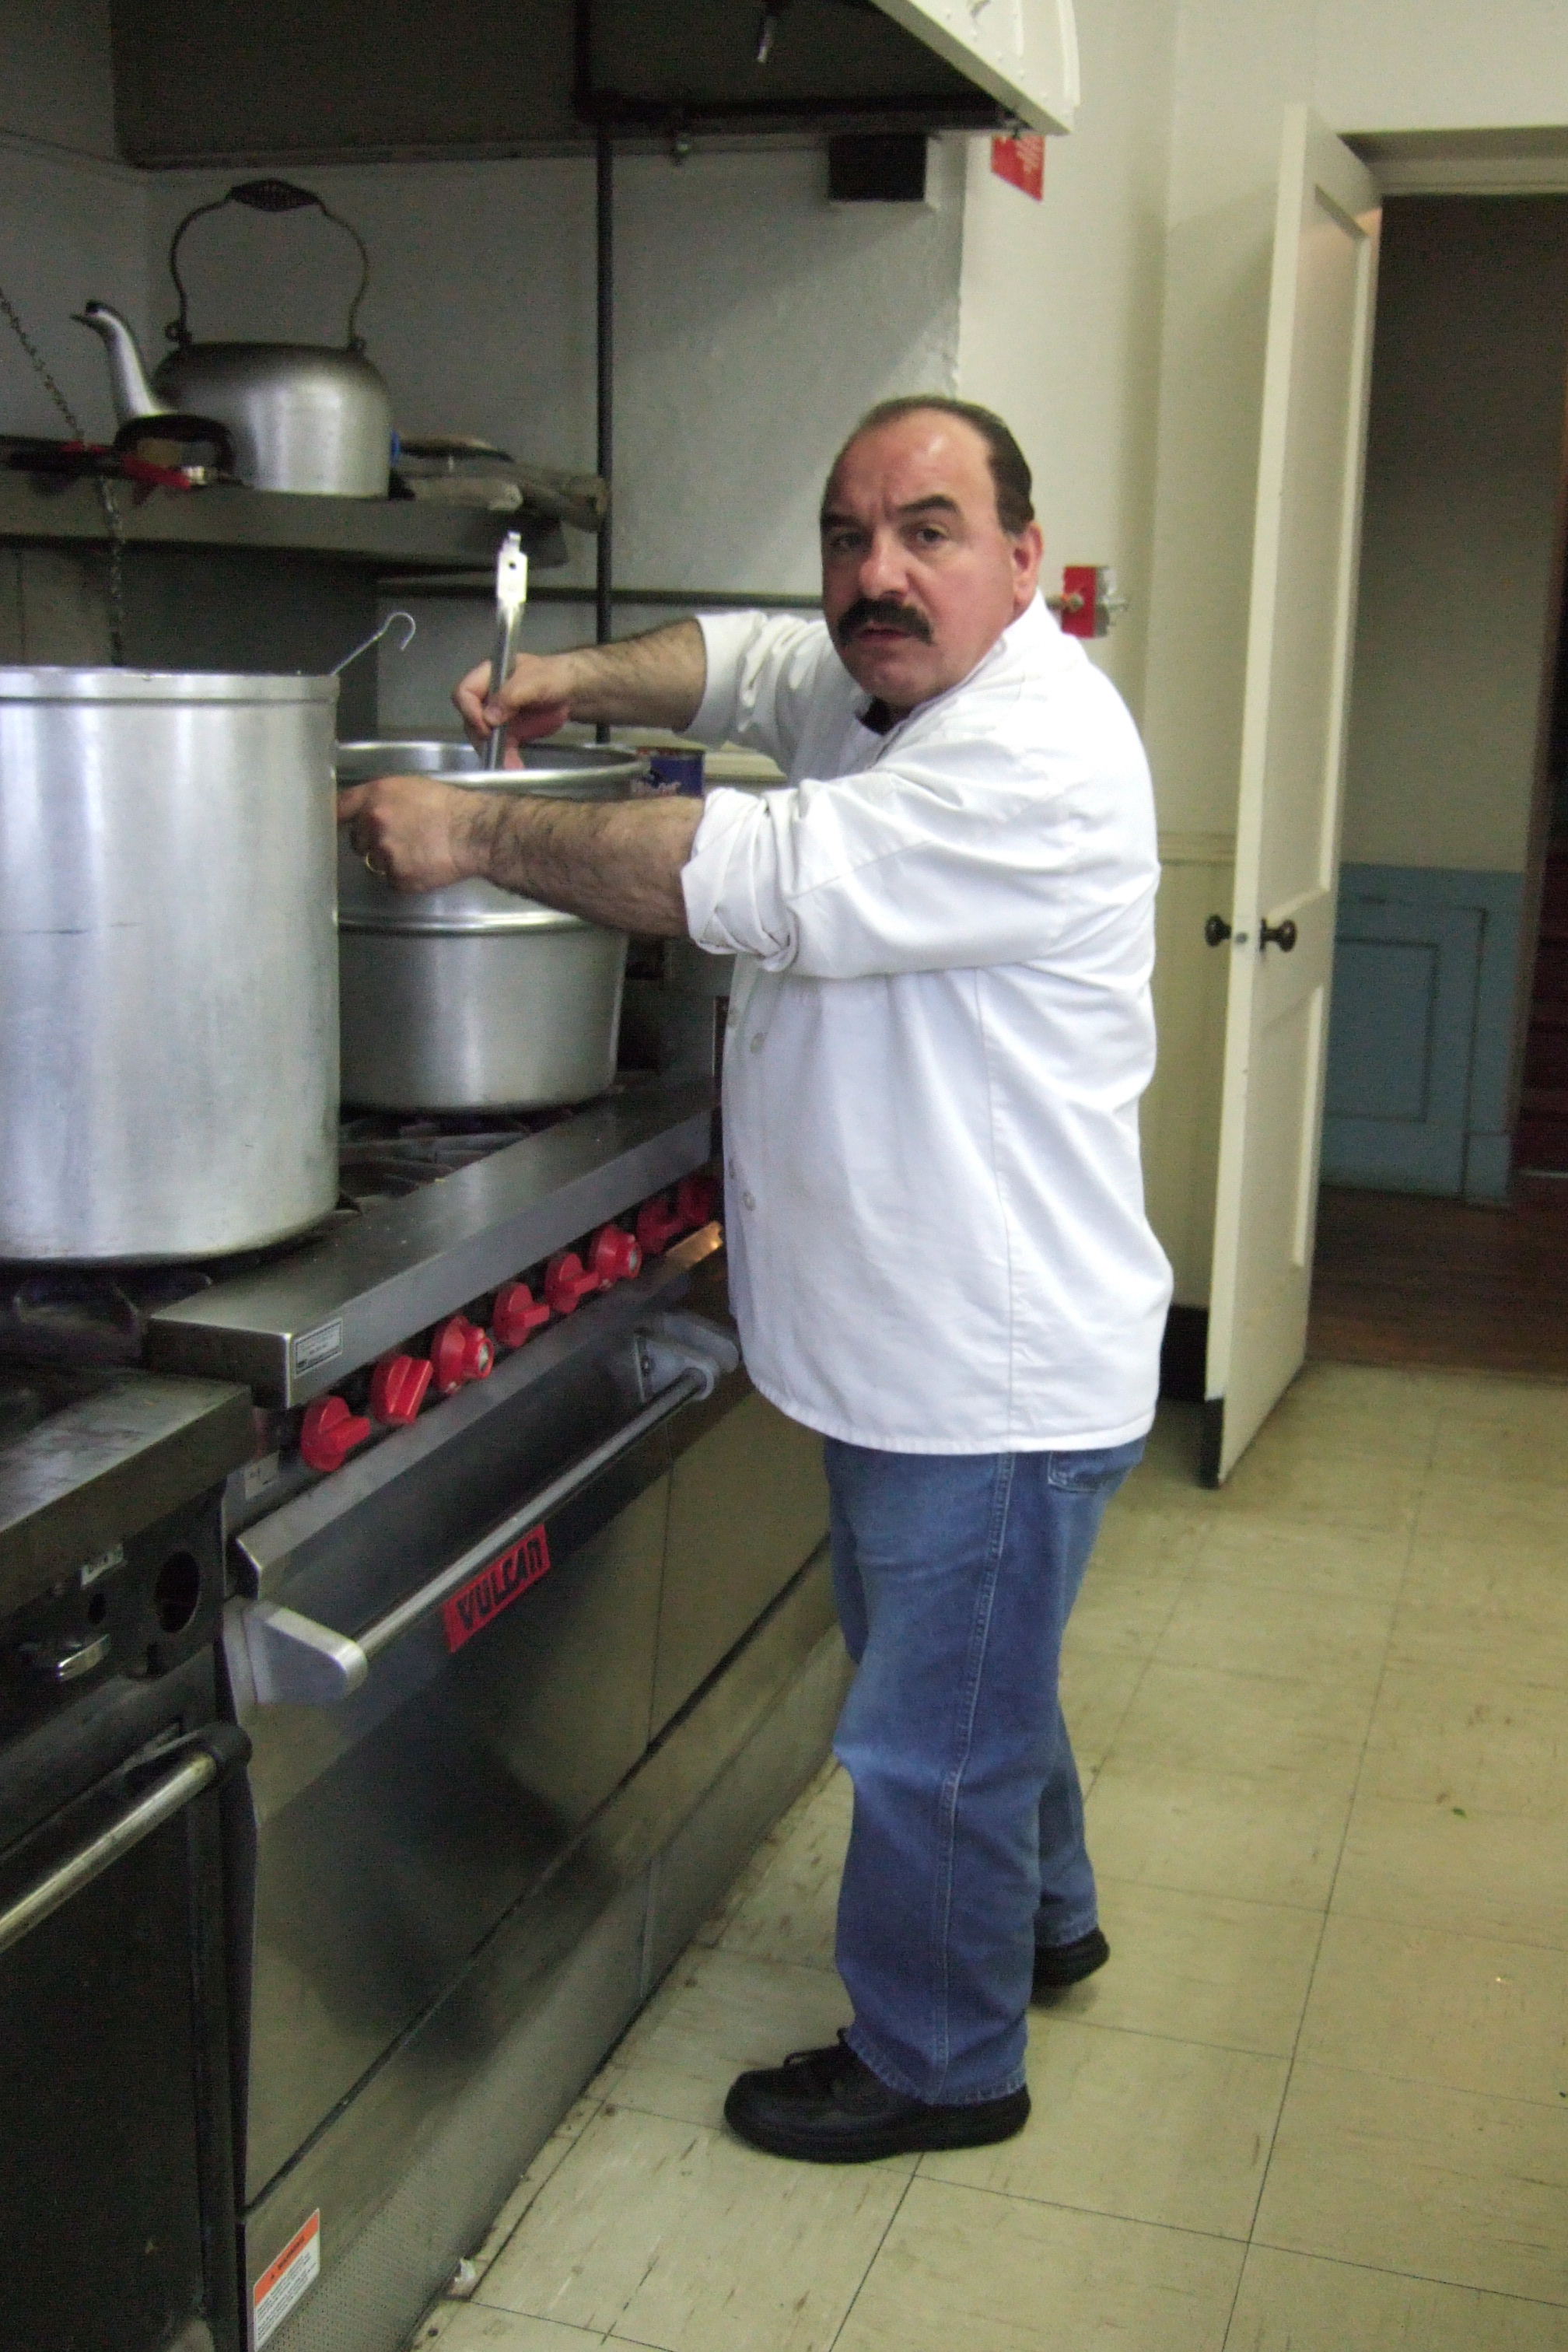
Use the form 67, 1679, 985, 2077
681, 785, 799, 964
681, 726, 1155, 981
688, 611, 836, 771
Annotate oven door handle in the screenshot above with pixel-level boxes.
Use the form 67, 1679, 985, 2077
240, 1325, 735, 1709
0, 1724, 251, 1959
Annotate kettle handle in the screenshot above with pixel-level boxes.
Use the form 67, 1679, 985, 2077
166, 180, 373, 353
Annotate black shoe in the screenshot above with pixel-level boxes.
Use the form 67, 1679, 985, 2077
1031, 1927, 1110, 1997
723, 2032, 1031, 2164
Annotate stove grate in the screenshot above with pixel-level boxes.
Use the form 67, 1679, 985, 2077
0, 1100, 604, 1367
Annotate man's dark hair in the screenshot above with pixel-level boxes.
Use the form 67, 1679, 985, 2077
826, 395, 1036, 537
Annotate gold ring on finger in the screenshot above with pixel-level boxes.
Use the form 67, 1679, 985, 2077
362, 852, 389, 877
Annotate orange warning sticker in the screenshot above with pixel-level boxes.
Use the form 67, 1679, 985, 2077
253, 2210, 320, 2347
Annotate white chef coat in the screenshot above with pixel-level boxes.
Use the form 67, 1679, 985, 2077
679, 594, 1172, 1454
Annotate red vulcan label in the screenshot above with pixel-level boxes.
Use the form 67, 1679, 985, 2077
442, 1523, 551, 1653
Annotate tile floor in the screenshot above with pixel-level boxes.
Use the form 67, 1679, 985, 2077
415, 1363, 1568, 2352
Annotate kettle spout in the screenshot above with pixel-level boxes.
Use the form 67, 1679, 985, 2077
73, 300, 171, 424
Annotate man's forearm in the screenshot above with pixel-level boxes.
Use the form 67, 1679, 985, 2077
558, 619, 707, 730
460, 789, 704, 937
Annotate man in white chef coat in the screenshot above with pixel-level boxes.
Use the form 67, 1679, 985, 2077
340, 397, 1172, 2165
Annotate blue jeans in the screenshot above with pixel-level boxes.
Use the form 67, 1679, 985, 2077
826, 1436, 1143, 2105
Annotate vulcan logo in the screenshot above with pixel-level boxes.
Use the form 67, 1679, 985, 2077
442, 1524, 552, 1653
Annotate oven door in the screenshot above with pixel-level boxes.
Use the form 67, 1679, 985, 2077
0, 1660, 245, 2352
225, 1304, 736, 2207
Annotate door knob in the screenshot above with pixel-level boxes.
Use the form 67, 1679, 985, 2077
1204, 915, 1231, 947
1259, 918, 1298, 953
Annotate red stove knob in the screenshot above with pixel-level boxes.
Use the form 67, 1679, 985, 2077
635, 1191, 685, 1257
544, 1250, 601, 1316
299, 1394, 373, 1474
675, 1171, 718, 1230
369, 1352, 433, 1426
492, 1280, 551, 1349
431, 1313, 495, 1395
590, 1223, 642, 1286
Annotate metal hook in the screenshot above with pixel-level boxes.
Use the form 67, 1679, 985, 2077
331, 610, 416, 677
755, 1, 788, 61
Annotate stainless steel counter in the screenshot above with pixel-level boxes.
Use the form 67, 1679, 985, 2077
146, 1079, 716, 1404
0, 1369, 252, 1619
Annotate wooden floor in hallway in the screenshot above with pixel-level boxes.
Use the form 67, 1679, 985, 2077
1309, 1178, 1568, 1381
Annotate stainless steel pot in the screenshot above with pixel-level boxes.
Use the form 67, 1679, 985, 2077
76, 180, 392, 498
336, 740, 640, 1113
0, 668, 340, 1262
159, 340, 391, 499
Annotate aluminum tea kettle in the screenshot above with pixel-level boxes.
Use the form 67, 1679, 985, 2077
77, 179, 392, 499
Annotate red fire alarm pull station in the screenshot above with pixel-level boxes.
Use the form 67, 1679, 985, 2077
991, 132, 1045, 200
1052, 565, 1129, 639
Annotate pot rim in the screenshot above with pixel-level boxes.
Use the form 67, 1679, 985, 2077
339, 907, 613, 937
335, 737, 642, 795
0, 667, 338, 701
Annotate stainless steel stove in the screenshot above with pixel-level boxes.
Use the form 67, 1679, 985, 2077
2, 1071, 842, 2352
0, 1088, 682, 1373
0, 1350, 254, 2352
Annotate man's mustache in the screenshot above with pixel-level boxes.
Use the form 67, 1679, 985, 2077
834, 597, 933, 646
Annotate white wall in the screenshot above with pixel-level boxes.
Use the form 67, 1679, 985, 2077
954, 0, 1181, 715
1133, 0, 1568, 1302
1314, 0, 1568, 135
0, 0, 147, 445
0, 138, 148, 443
0, 0, 117, 160
950, 0, 1212, 1292
1342, 195, 1568, 873
1143, 0, 1568, 839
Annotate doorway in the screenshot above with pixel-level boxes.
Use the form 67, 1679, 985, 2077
1515, 587, 1568, 1176
1309, 187, 1568, 1379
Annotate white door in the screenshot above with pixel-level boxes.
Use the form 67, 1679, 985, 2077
1203, 108, 1381, 1483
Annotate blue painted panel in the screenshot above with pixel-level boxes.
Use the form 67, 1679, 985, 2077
1329, 865, 1527, 1202
1322, 899, 1482, 1195
1325, 938, 1442, 1123
1464, 1132, 1514, 1200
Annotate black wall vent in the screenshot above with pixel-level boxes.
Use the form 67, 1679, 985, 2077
828, 133, 928, 201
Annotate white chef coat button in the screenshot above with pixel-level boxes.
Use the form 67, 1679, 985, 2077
743, 1190, 757, 1210
749, 1034, 764, 1052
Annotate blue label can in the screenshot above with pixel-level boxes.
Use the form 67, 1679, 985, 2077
643, 747, 706, 797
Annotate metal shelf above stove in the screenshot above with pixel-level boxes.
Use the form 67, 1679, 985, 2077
0, 471, 569, 572
145, 1079, 716, 1405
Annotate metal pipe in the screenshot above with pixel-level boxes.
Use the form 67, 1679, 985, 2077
376, 580, 821, 612
594, 129, 614, 745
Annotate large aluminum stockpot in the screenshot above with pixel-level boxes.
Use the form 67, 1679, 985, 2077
0, 667, 340, 1262
336, 739, 640, 1113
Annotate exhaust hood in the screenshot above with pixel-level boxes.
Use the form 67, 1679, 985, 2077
110, 0, 1078, 166
577, 0, 1080, 139
880, 0, 1079, 132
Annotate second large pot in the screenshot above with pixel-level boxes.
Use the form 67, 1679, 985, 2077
337, 740, 640, 1112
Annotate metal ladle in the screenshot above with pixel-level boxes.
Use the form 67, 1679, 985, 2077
484, 532, 530, 771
